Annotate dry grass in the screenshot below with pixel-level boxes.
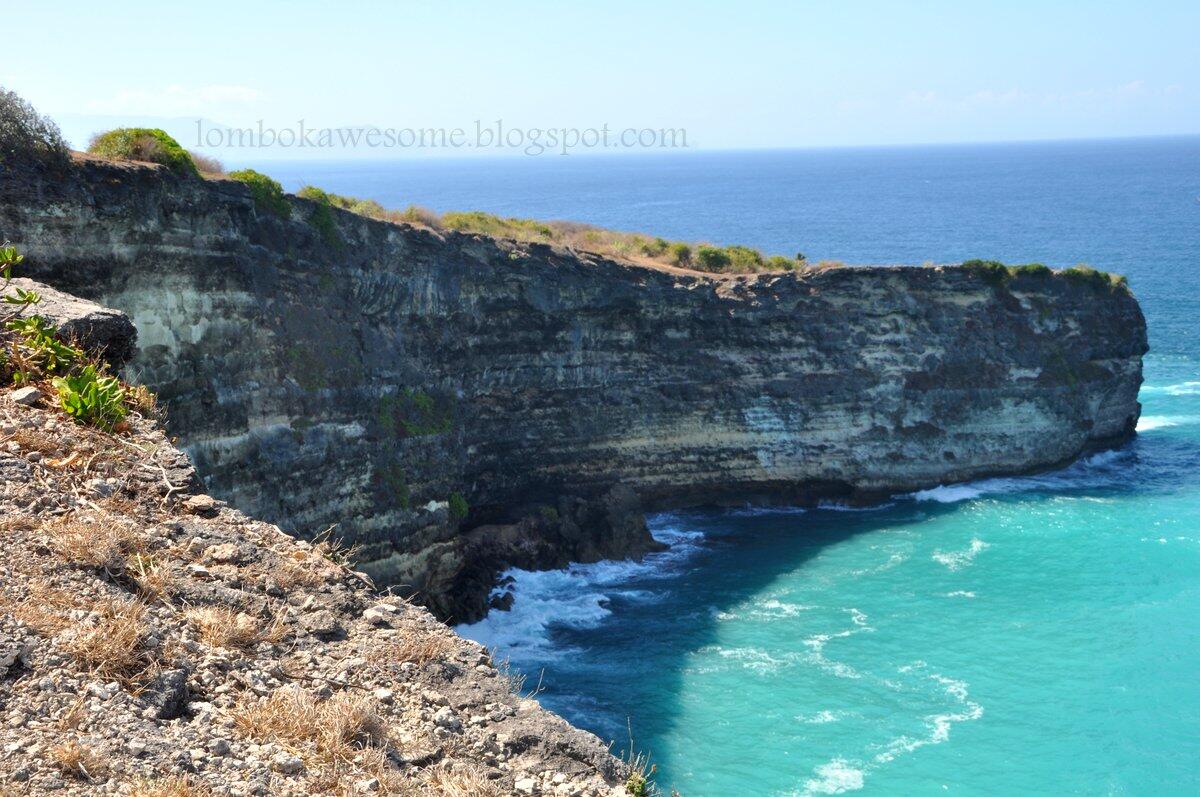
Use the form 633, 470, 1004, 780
188, 151, 224, 176
127, 552, 175, 600
127, 775, 212, 797
2, 582, 94, 635
0, 515, 36, 534
369, 628, 459, 667
125, 383, 160, 416
44, 513, 141, 571
48, 739, 107, 781
311, 527, 359, 568
62, 598, 149, 679
420, 762, 503, 797
233, 687, 400, 785
4, 427, 63, 456
272, 548, 338, 589
185, 606, 285, 650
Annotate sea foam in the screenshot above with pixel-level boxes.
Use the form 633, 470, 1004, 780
455, 519, 704, 657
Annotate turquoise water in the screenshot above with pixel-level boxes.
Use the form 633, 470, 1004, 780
273, 139, 1200, 794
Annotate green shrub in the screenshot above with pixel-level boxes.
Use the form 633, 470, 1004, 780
694, 245, 732, 272
229, 169, 290, 218
765, 255, 798, 271
638, 237, 670, 257
1012, 262, 1052, 277
448, 491, 469, 520
87, 128, 198, 176
961, 259, 1011, 287
1062, 264, 1121, 290
52, 365, 128, 430
298, 186, 343, 248
441, 210, 555, 241
397, 205, 441, 227
0, 87, 69, 168
668, 242, 692, 267
724, 245, 764, 272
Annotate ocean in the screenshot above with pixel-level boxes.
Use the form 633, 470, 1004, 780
265, 138, 1200, 795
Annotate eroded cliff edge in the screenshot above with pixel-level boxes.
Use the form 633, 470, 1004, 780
1, 158, 1148, 621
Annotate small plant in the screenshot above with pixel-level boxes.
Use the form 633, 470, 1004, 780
87, 128, 199, 176
1, 241, 25, 280
52, 364, 128, 430
624, 752, 658, 797
448, 491, 469, 520
8, 315, 81, 374
229, 169, 290, 217
623, 722, 660, 797
48, 739, 107, 781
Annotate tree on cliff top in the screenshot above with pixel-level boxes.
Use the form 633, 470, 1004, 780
0, 87, 70, 170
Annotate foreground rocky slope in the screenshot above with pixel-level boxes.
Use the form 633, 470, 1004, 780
1, 157, 1148, 621
0, 290, 625, 796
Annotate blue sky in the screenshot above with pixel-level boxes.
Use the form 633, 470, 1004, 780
7, 1, 1199, 157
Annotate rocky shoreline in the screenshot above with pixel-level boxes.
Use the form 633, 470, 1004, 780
0, 289, 627, 796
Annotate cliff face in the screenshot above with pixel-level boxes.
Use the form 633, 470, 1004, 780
0, 288, 624, 795
0, 158, 1148, 620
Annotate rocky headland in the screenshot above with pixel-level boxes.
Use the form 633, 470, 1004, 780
1, 156, 1147, 623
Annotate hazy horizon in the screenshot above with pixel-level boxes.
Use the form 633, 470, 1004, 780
7, 1, 1198, 161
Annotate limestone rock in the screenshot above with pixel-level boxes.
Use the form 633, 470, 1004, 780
7, 277, 136, 369
8, 386, 43, 406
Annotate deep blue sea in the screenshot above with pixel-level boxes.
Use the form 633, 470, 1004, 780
268, 139, 1200, 795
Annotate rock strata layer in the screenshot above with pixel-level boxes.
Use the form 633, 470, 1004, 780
1, 158, 1148, 621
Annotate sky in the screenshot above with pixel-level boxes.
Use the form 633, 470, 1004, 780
6, 0, 1199, 158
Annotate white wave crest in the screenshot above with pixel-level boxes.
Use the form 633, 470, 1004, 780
1141, 381, 1200, 396
874, 671, 984, 764
1137, 415, 1200, 431
908, 448, 1134, 504
910, 484, 983, 503
932, 538, 990, 571
798, 758, 865, 795
797, 709, 850, 725
455, 521, 704, 657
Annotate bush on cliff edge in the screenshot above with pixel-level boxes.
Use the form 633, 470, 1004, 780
230, 169, 290, 218
0, 87, 69, 169
87, 128, 199, 176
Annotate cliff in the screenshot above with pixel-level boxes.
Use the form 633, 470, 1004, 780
0, 291, 625, 796
0, 157, 1148, 621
